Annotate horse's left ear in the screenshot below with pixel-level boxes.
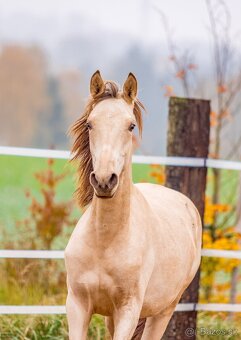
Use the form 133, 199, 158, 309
90, 70, 105, 97
123, 73, 138, 104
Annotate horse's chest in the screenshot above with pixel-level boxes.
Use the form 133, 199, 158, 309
66, 249, 142, 315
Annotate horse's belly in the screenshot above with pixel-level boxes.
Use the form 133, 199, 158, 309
140, 288, 176, 317
140, 302, 165, 317
140, 251, 201, 317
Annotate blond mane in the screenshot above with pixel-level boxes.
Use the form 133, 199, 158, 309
69, 80, 145, 208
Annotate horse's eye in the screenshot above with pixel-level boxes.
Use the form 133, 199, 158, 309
128, 123, 136, 132
86, 122, 92, 130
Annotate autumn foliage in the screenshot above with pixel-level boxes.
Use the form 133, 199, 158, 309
21, 159, 76, 249
0, 159, 76, 305
149, 164, 166, 184
201, 195, 241, 306
149, 167, 241, 311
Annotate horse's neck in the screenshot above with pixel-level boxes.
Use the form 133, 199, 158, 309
90, 157, 133, 239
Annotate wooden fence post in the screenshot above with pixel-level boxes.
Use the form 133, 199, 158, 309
163, 97, 210, 339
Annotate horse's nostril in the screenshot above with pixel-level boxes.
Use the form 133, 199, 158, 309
90, 172, 118, 192
90, 172, 98, 187
108, 173, 118, 189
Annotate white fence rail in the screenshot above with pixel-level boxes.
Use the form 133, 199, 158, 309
1, 146, 241, 170
1, 146, 241, 315
0, 303, 241, 315
0, 247, 240, 316
0, 249, 241, 260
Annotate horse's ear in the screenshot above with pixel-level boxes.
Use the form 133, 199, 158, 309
123, 72, 137, 104
90, 70, 105, 97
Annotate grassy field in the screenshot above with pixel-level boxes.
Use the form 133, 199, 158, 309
0, 155, 156, 247
0, 154, 239, 247
0, 314, 104, 340
0, 155, 239, 235
0, 155, 159, 338
0, 313, 241, 339
0, 155, 240, 338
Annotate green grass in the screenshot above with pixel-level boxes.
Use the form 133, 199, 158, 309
0, 156, 75, 236
0, 313, 240, 339
0, 155, 240, 338
0, 155, 239, 246
0, 155, 155, 244
0, 259, 67, 305
0, 314, 106, 340
0, 315, 69, 340
197, 312, 241, 339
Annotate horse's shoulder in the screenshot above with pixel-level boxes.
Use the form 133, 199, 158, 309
134, 182, 199, 221
134, 182, 188, 202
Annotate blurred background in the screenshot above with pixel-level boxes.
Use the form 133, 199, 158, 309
1, 0, 241, 339
0, 0, 240, 157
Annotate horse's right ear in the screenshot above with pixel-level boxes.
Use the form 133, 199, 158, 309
123, 72, 138, 104
90, 70, 105, 97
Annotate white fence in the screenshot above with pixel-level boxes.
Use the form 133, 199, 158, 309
1, 146, 241, 314
1, 249, 241, 260
1, 303, 241, 315
2, 146, 241, 170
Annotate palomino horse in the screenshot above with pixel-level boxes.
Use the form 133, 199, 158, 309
65, 71, 202, 340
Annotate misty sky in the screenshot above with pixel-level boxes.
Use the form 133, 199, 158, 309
1, 0, 241, 154
1, 0, 241, 47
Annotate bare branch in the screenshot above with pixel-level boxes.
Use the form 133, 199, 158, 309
154, 6, 198, 97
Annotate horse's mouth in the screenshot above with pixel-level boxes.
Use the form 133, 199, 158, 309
95, 192, 115, 199
95, 191, 115, 199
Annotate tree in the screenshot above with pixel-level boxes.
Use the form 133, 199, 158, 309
156, 0, 241, 305
0, 45, 49, 146
58, 69, 83, 126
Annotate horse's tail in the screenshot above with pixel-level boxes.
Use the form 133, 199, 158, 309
131, 318, 146, 339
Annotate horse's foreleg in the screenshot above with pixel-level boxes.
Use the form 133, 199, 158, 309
140, 308, 175, 340
66, 291, 92, 340
113, 299, 142, 340
105, 316, 114, 338
141, 294, 181, 340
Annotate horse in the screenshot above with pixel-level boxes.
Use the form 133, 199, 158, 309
65, 70, 202, 340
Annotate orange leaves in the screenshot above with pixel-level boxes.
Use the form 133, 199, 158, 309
187, 63, 197, 70
163, 85, 175, 97
210, 111, 218, 127
165, 51, 197, 100
20, 159, 76, 249
175, 69, 185, 79
149, 164, 166, 185
34, 159, 66, 190
175, 66, 196, 79
201, 227, 241, 303
214, 282, 231, 292
220, 109, 232, 122
217, 83, 228, 94
210, 110, 232, 128
201, 194, 241, 304
204, 196, 231, 226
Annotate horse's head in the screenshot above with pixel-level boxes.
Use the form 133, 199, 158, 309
70, 71, 143, 206
88, 71, 141, 198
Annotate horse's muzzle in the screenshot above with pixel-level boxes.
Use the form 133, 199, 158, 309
90, 172, 118, 197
